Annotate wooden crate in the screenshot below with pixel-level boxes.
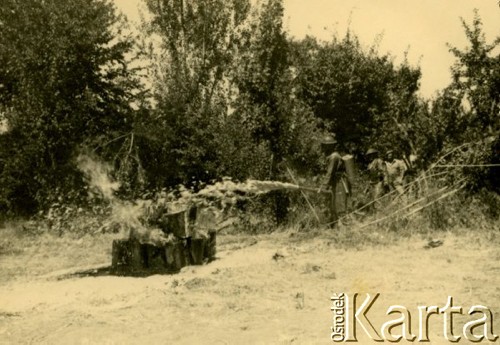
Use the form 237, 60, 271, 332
162, 210, 189, 238
205, 230, 217, 261
110, 227, 216, 275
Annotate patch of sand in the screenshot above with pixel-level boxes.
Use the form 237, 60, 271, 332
0, 233, 499, 344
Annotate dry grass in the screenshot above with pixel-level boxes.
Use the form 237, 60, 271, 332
1, 187, 498, 286
0, 222, 114, 284
1, 221, 499, 344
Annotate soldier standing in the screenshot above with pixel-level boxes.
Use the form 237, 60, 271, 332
384, 150, 407, 195
366, 148, 386, 209
318, 135, 345, 226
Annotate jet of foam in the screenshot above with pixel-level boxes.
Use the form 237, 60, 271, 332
76, 154, 169, 245
76, 154, 120, 201
76, 154, 303, 245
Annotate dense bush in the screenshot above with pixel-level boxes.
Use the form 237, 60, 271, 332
0, 0, 142, 214
0, 1, 497, 225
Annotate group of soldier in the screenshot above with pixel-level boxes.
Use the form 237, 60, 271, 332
366, 147, 410, 199
318, 134, 417, 226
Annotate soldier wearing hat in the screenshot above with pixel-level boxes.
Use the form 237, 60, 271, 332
384, 149, 407, 195
318, 135, 345, 226
366, 148, 387, 210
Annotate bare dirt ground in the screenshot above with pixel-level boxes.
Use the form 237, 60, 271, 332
0, 229, 499, 345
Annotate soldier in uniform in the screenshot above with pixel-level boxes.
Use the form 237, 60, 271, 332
318, 135, 345, 226
384, 150, 407, 195
366, 148, 386, 209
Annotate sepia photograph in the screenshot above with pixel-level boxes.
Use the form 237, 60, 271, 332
0, 0, 499, 343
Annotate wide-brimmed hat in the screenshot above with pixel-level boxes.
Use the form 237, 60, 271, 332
321, 135, 337, 145
366, 148, 378, 155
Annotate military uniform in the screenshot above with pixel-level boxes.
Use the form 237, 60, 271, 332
367, 156, 386, 200
320, 135, 347, 225
385, 158, 407, 194
364, 148, 386, 211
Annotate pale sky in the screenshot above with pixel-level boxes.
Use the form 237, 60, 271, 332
114, 0, 500, 99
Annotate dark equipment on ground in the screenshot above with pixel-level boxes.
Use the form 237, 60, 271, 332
111, 207, 216, 276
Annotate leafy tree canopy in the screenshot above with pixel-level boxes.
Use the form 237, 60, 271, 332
0, 0, 141, 214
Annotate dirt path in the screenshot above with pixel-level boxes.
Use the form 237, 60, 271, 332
0, 232, 499, 344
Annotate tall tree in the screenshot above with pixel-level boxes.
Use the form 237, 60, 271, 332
143, 0, 252, 185
448, 10, 500, 137
232, 0, 322, 223
444, 10, 500, 190
233, 0, 288, 162
291, 33, 423, 158
0, 0, 141, 214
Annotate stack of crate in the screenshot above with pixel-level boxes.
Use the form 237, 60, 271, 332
111, 207, 216, 275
